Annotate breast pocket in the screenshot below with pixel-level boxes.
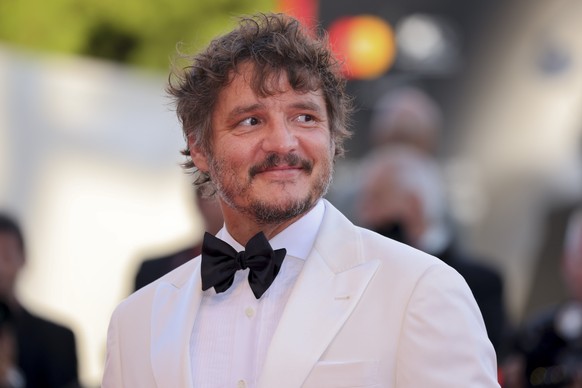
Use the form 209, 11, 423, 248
302, 360, 381, 388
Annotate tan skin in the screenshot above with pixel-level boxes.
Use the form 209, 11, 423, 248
189, 63, 335, 246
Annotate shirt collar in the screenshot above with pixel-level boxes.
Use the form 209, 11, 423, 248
217, 199, 325, 261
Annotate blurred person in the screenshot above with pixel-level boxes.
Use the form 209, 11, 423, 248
0, 214, 79, 388
0, 301, 24, 388
354, 145, 508, 359
524, 199, 582, 324
326, 85, 444, 220
506, 208, 582, 388
103, 13, 499, 387
133, 187, 224, 291
368, 85, 444, 155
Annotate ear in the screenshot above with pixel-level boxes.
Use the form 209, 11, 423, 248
188, 135, 209, 172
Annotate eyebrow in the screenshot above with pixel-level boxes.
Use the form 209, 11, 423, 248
225, 98, 325, 123
290, 100, 325, 114
226, 103, 264, 123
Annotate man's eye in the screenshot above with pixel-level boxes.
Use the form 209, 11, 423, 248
297, 114, 314, 123
240, 117, 259, 126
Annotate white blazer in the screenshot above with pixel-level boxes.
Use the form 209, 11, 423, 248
102, 200, 499, 387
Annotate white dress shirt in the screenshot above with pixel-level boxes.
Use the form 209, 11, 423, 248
190, 200, 325, 388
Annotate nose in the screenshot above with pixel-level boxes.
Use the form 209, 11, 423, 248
261, 118, 298, 154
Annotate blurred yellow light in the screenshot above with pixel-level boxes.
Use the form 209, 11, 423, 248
329, 15, 396, 80
349, 16, 396, 79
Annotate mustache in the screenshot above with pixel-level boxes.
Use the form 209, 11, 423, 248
249, 153, 313, 178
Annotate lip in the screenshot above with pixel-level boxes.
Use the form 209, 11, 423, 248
256, 166, 303, 179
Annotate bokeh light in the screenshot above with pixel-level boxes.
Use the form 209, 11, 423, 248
328, 15, 396, 80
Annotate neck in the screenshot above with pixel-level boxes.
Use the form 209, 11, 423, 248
220, 201, 318, 245
223, 213, 305, 246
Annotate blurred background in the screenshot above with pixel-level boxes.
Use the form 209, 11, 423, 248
1, 0, 582, 385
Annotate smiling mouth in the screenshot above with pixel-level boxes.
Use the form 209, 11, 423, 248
256, 166, 303, 179
262, 165, 301, 172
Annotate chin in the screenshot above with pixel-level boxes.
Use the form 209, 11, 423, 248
248, 193, 317, 225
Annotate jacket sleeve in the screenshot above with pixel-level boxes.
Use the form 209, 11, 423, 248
101, 306, 122, 388
395, 264, 500, 387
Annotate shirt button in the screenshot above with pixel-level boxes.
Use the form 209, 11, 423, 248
237, 379, 246, 388
245, 307, 255, 318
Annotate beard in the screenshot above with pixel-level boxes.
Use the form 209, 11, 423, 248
209, 151, 334, 225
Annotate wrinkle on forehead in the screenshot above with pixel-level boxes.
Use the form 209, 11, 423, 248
229, 61, 322, 99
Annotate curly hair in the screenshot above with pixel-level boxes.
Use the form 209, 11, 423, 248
166, 12, 352, 192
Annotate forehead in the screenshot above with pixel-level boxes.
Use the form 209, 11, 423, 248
221, 62, 324, 103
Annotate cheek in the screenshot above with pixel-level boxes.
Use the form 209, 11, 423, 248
210, 146, 252, 182
221, 150, 250, 175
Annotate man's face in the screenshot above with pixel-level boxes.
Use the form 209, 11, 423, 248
0, 232, 24, 300
191, 63, 335, 225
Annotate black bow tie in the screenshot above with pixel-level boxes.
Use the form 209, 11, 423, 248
201, 231, 286, 299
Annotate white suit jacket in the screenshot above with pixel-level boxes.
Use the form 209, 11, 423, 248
103, 200, 499, 387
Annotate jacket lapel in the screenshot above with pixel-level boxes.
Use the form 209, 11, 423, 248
258, 201, 380, 388
150, 259, 203, 387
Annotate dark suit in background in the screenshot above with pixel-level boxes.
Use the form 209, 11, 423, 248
134, 245, 201, 291
1, 213, 80, 388
133, 188, 223, 293
14, 307, 79, 388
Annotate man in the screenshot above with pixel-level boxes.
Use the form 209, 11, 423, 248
353, 145, 508, 358
0, 214, 79, 388
326, 84, 443, 221
504, 208, 582, 387
103, 13, 499, 387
